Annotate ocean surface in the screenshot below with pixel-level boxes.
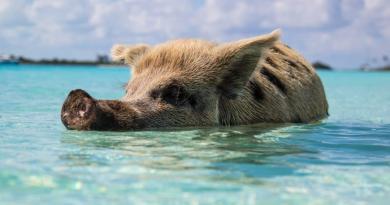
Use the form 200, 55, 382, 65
0, 65, 389, 205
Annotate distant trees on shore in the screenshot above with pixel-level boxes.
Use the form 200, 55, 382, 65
361, 55, 389, 71
3, 53, 389, 71
2, 54, 123, 66
312, 61, 332, 70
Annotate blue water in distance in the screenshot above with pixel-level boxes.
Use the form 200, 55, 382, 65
0, 65, 389, 204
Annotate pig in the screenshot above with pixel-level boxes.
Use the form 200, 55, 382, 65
61, 29, 328, 131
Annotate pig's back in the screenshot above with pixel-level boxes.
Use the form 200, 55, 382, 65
218, 42, 328, 125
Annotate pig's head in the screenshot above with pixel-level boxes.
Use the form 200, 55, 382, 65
61, 30, 280, 131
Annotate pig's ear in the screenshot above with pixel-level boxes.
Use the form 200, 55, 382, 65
111, 44, 150, 65
214, 29, 280, 99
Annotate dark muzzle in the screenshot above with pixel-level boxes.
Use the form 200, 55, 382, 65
62, 89, 144, 131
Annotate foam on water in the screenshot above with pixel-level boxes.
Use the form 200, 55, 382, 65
0, 65, 389, 204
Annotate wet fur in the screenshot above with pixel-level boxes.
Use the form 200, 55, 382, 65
112, 31, 328, 127
219, 43, 328, 125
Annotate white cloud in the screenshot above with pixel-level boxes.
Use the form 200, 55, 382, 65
340, 0, 365, 22
196, 0, 332, 41
0, 0, 389, 68
27, 0, 90, 25
273, 0, 330, 28
25, 0, 93, 45
0, 0, 30, 26
300, 0, 389, 62
88, 0, 197, 43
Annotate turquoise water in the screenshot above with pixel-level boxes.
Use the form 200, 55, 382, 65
0, 65, 389, 204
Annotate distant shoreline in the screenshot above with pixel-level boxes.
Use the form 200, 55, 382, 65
361, 65, 390, 72
0, 55, 128, 67
2, 60, 389, 72
18, 62, 128, 67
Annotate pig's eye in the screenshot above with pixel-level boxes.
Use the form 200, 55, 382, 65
161, 84, 190, 106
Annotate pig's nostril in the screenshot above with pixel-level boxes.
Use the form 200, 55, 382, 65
79, 110, 86, 117
78, 98, 93, 117
80, 104, 86, 111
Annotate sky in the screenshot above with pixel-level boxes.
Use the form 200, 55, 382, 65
0, 0, 389, 69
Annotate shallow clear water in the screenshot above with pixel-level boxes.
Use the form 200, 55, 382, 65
0, 65, 389, 204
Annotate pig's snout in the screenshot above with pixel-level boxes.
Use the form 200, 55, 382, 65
61, 89, 144, 131
61, 89, 97, 130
